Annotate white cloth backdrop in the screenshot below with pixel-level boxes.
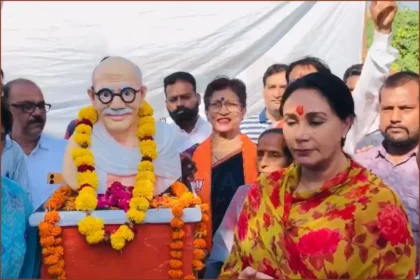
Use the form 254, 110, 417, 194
1, 1, 365, 137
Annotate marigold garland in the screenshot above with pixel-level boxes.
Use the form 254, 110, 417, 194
41, 102, 206, 278
72, 101, 157, 250
168, 183, 209, 279
40, 186, 73, 279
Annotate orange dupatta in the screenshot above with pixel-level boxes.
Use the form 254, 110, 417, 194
192, 134, 258, 252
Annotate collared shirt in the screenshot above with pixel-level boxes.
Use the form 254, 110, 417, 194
356, 129, 384, 150
24, 133, 68, 210
168, 116, 212, 152
240, 109, 273, 143
354, 144, 419, 252
1, 137, 31, 199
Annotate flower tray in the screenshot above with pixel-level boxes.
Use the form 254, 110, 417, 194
29, 207, 202, 279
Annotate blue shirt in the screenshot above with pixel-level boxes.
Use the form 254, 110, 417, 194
25, 133, 67, 210
2, 137, 31, 199
1, 176, 33, 278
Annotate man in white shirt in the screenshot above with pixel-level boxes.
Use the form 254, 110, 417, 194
164, 71, 212, 151
3, 78, 67, 210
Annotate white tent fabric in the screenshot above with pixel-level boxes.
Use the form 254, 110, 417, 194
1, 1, 365, 137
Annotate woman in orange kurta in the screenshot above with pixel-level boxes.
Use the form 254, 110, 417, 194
220, 73, 416, 279
191, 77, 258, 253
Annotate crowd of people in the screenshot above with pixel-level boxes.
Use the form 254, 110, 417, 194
1, 1, 419, 279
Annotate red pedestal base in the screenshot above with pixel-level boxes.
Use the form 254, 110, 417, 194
41, 224, 195, 279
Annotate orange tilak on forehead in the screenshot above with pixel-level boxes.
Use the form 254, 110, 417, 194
296, 105, 304, 116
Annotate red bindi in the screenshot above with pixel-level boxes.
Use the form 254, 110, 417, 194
296, 105, 304, 116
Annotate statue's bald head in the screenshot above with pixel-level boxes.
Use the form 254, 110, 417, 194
91, 56, 143, 86
88, 56, 148, 134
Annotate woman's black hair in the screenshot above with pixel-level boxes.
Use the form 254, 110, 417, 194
280, 72, 355, 146
203, 77, 247, 111
258, 128, 293, 166
1, 101, 13, 135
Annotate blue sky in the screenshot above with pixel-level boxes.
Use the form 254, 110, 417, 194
401, 1, 419, 10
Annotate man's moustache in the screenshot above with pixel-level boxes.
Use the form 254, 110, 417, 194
28, 118, 44, 125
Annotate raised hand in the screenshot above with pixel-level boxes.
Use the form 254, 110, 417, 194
370, 1, 398, 34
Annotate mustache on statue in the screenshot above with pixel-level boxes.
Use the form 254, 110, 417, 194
103, 108, 133, 116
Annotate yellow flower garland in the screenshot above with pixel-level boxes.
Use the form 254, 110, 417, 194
72, 101, 157, 250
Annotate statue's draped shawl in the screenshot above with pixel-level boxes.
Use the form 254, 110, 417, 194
91, 121, 182, 194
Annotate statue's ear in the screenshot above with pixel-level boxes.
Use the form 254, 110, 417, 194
87, 88, 95, 103
140, 85, 148, 100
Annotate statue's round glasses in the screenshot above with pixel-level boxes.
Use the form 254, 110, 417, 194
92, 87, 141, 104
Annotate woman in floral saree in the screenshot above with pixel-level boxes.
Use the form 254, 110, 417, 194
220, 72, 416, 279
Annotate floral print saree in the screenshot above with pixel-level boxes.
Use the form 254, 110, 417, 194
220, 159, 416, 279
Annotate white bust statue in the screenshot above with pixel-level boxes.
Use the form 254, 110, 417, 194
62, 56, 182, 195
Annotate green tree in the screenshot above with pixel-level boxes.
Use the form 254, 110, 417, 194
366, 7, 419, 73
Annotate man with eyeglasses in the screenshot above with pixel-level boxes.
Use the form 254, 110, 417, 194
3, 78, 67, 210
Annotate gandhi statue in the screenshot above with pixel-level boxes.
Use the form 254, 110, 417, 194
62, 56, 185, 195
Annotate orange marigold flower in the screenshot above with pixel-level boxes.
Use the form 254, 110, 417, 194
170, 218, 184, 228
54, 246, 64, 256
172, 229, 185, 240
54, 238, 63, 245
192, 260, 204, 271
171, 181, 189, 197
192, 197, 201, 205
42, 246, 55, 256
170, 241, 183, 250
169, 259, 183, 269
47, 265, 63, 276
45, 211, 60, 223
200, 204, 209, 212
40, 236, 55, 247
193, 249, 206, 260
51, 226, 63, 237
172, 206, 184, 218
184, 274, 196, 279
202, 214, 210, 223
193, 239, 206, 249
168, 269, 183, 278
47, 259, 65, 276
39, 222, 54, 237
44, 254, 60, 265
59, 186, 72, 196
170, 250, 183, 259
197, 222, 207, 232
55, 259, 65, 268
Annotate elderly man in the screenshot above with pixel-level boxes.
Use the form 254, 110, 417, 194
62, 56, 184, 194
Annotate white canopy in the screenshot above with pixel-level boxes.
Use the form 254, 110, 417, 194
1, 1, 365, 137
